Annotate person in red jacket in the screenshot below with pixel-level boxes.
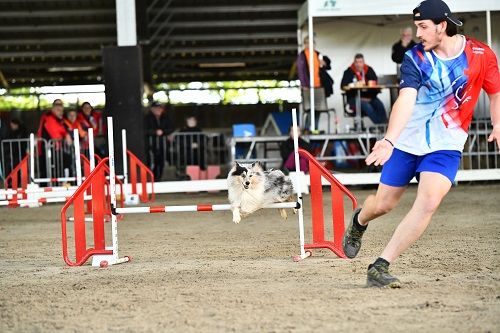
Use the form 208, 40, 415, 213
77, 102, 102, 136
63, 109, 87, 141
37, 99, 73, 179
37, 99, 72, 146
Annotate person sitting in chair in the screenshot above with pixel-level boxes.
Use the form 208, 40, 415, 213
279, 126, 314, 173
341, 53, 388, 124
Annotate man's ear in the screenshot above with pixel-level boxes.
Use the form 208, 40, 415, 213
437, 21, 446, 34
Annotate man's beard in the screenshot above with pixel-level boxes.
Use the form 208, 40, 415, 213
420, 37, 441, 52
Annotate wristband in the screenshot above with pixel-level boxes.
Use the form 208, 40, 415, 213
383, 138, 394, 147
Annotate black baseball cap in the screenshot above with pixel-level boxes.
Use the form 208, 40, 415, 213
150, 101, 163, 107
413, 0, 463, 26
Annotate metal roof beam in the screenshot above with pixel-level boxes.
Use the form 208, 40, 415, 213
0, 55, 294, 70
152, 4, 300, 14
0, 23, 115, 32
152, 31, 296, 42
5, 71, 101, 80
169, 55, 294, 65
0, 37, 115, 46
150, 18, 296, 29
0, 61, 101, 70
0, 9, 114, 18
156, 70, 289, 79
154, 44, 297, 55
0, 49, 101, 58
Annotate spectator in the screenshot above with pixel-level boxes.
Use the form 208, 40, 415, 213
341, 54, 388, 124
178, 115, 206, 170
144, 101, 175, 181
63, 110, 86, 141
0, 118, 9, 142
6, 118, 27, 140
297, 36, 334, 97
78, 102, 102, 135
37, 99, 73, 178
279, 126, 313, 173
392, 27, 417, 77
38, 99, 72, 145
297, 36, 334, 132
3, 118, 28, 176
78, 102, 105, 155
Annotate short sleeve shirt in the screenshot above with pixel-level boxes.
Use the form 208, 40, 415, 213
396, 36, 500, 155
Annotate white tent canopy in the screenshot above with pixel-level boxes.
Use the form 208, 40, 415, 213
298, 0, 500, 132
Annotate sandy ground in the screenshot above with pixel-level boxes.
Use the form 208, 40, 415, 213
0, 183, 499, 333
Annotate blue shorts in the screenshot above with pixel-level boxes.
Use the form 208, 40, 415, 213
380, 149, 462, 187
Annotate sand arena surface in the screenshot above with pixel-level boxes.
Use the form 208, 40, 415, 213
0, 184, 499, 332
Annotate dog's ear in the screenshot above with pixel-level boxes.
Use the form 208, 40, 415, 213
230, 162, 247, 176
251, 161, 263, 171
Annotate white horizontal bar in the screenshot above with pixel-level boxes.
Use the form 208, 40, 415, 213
68, 217, 94, 222
33, 175, 124, 183
0, 186, 78, 194
115, 206, 151, 214
0, 195, 93, 206
33, 177, 77, 182
115, 202, 298, 214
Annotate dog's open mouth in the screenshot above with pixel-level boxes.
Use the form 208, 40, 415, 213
243, 184, 249, 189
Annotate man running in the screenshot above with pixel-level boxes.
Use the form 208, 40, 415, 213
343, 0, 500, 288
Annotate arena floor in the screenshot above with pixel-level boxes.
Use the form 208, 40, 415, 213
1, 183, 499, 332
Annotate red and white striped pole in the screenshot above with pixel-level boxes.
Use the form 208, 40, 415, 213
115, 202, 298, 214
0, 186, 78, 195
29, 133, 35, 183
0, 186, 79, 201
88, 128, 96, 171
122, 129, 129, 196
74, 129, 83, 186
291, 108, 310, 262
91, 117, 129, 267
0, 195, 92, 207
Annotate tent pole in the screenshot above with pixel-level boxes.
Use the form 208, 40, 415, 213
486, 10, 491, 47
308, 5, 315, 132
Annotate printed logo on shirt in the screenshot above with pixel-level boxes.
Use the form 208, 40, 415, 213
472, 47, 484, 54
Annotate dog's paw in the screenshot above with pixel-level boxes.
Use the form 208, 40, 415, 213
279, 208, 288, 220
233, 215, 241, 224
293, 208, 298, 214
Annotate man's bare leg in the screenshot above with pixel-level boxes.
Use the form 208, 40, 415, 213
358, 183, 407, 225
380, 172, 452, 262
343, 183, 406, 258
366, 172, 452, 287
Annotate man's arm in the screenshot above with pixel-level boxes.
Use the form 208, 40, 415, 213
365, 87, 417, 166
391, 42, 404, 64
340, 69, 352, 91
296, 52, 309, 87
487, 91, 500, 152
366, 67, 378, 82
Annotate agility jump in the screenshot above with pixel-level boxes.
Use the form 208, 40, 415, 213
3, 126, 154, 206
61, 110, 358, 267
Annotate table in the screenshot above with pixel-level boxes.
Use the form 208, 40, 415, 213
342, 84, 399, 131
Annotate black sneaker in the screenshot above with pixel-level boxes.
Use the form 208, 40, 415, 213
342, 208, 365, 258
366, 263, 401, 288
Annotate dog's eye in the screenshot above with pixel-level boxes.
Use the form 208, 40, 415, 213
249, 175, 252, 177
